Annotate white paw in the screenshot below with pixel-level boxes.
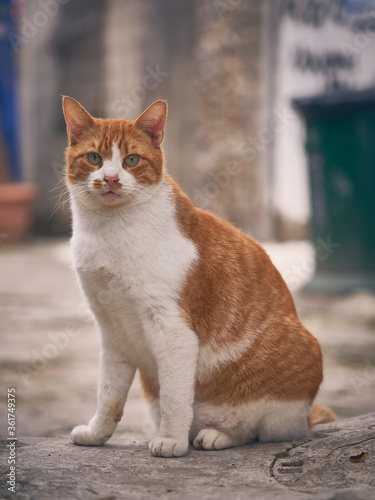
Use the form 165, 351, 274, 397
71, 425, 108, 446
193, 428, 236, 450
149, 436, 188, 458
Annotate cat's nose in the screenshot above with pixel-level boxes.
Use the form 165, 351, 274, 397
103, 175, 119, 190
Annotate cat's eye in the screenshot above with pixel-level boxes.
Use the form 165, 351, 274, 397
87, 152, 102, 165
124, 154, 140, 167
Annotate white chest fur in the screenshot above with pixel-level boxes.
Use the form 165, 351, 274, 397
69, 180, 197, 370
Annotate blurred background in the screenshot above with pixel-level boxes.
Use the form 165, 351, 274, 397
0, 0, 375, 439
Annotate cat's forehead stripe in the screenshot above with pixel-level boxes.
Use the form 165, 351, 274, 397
101, 143, 123, 172
111, 142, 123, 163
94, 122, 127, 155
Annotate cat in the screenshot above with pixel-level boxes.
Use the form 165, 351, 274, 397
62, 96, 335, 458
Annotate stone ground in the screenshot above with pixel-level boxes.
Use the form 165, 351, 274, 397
1, 413, 375, 500
0, 239, 375, 499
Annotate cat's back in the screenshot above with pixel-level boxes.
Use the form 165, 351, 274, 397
168, 177, 297, 326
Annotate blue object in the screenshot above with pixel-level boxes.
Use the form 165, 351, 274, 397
0, 0, 21, 181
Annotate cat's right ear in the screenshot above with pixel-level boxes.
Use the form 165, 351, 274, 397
62, 96, 96, 145
134, 100, 167, 147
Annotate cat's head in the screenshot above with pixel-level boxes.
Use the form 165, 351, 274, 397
62, 97, 167, 208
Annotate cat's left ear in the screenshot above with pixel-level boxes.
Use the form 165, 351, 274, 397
62, 96, 96, 145
134, 100, 167, 147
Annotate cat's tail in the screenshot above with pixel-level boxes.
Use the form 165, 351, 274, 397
308, 404, 337, 426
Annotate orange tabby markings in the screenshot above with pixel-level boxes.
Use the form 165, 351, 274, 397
63, 97, 335, 458
169, 178, 322, 405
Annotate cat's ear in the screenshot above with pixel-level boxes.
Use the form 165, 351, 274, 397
62, 96, 96, 145
134, 100, 167, 147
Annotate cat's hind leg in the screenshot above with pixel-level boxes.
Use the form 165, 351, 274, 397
190, 401, 258, 451
193, 428, 250, 450
190, 399, 311, 451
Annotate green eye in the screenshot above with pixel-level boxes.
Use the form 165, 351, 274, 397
87, 152, 102, 165
124, 154, 140, 167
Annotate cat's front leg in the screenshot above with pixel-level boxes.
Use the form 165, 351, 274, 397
71, 350, 136, 446
147, 318, 199, 458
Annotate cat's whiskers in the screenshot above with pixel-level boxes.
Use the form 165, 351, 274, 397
47, 195, 70, 222
47, 179, 66, 195
128, 193, 152, 207
63, 184, 99, 212
49, 183, 70, 201
125, 185, 160, 207
81, 190, 97, 207
67, 174, 159, 210
47, 181, 72, 222
70, 183, 93, 199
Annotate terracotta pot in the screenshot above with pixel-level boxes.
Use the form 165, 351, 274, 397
0, 182, 38, 243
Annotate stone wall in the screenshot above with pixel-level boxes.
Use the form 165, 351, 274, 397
19, 0, 267, 238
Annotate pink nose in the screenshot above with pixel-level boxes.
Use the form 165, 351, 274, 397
103, 175, 119, 190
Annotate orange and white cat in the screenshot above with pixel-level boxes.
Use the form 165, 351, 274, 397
62, 96, 335, 458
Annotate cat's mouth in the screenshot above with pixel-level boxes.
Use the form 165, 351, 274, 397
101, 190, 122, 200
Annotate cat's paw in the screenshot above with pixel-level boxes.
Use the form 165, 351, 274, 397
71, 425, 108, 446
193, 428, 237, 451
149, 436, 189, 458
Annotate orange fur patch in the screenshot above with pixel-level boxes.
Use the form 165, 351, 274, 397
166, 177, 323, 406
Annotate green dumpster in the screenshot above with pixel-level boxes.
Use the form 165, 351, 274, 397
293, 90, 375, 294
